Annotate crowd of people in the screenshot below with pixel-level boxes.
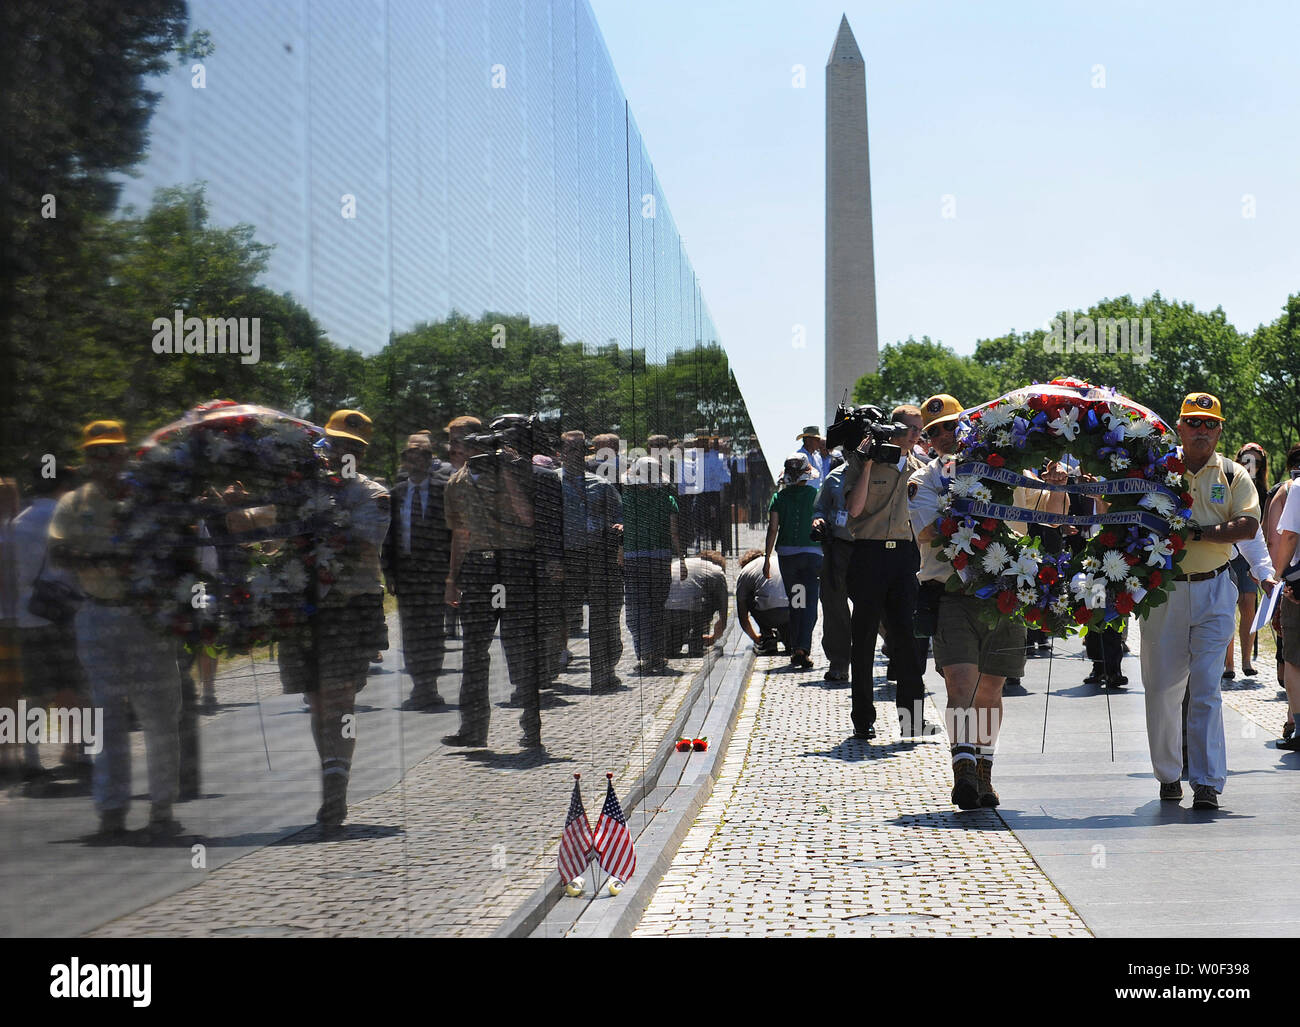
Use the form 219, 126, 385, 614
750, 392, 1297, 813
0, 409, 769, 836
3, 386, 1296, 836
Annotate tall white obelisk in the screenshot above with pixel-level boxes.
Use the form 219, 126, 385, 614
825, 14, 878, 424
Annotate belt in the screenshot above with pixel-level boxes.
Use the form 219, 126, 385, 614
851, 539, 912, 549
1174, 563, 1228, 583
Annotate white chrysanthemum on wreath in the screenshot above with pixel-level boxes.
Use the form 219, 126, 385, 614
994, 430, 1012, 448
982, 541, 1011, 574
1169, 510, 1191, 529
981, 405, 1015, 430
1163, 471, 1183, 487
1125, 575, 1142, 593
1051, 594, 1072, 617
1017, 585, 1039, 606
1128, 418, 1156, 440
1102, 550, 1130, 582
1109, 453, 1130, 471
1081, 555, 1101, 573
1138, 492, 1174, 517
942, 542, 960, 561
948, 475, 980, 498
970, 484, 992, 503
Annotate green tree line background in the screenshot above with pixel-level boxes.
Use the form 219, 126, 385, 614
853, 292, 1300, 484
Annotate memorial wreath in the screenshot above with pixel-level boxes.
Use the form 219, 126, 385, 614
115, 400, 350, 655
930, 376, 1193, 637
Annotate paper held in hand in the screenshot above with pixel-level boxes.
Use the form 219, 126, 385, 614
1251, 578, 1283, 636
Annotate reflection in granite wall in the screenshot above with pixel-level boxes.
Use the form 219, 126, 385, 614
0, 0, 772, 938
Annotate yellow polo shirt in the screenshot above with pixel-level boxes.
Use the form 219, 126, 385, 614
1182, 452, 1260, 575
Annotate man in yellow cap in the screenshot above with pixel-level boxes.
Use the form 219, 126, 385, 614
909, 395, 1027, 809
1139, 393, 1268, 810
278, 409, 390, 829
49, 420, 185, 840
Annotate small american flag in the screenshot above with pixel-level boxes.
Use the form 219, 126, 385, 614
558, 775, 594, 884
593, 774, 637, 882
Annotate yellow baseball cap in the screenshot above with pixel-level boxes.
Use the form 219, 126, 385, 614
80, 420, 127, 448
324, 409, 373, 445
920, 395, 963, 430
1179, 392, 1224, 422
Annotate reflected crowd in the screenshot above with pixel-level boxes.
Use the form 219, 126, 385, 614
0, 404, 772, 839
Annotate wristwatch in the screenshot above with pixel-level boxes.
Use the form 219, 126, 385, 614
1191, 525, 1204, 542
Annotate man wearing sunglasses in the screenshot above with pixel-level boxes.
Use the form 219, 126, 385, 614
910, 395, 1029, 810
1140, 393, 1268, 810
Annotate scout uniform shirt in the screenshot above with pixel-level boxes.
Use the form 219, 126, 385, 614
48, 480, 128, 602
841, 451, 925, 541
907, 456, 1033, 584
324, 475, 390, 601
1181, 451, 1260, 575
444, 457, 536, 554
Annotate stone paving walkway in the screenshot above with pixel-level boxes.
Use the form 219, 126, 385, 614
68, 527, 767, 938
634, 624, 1091, 937
635, 615, 1292, 938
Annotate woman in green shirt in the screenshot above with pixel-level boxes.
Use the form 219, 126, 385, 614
764, 453, 822, 668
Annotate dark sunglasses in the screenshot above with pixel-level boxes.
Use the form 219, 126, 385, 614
1182, 418, 1221, 430
925, 421, 956, 437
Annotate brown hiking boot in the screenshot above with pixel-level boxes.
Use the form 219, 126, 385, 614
951, 758, 981, 810
976, 758, 1000, 808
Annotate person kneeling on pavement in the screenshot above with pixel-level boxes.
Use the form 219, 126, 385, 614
664, 551, 729, 658
736, 549, 790, 655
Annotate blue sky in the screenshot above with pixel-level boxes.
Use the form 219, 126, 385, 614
590, 0, 1300, 464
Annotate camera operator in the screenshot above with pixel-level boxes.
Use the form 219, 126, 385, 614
442, 414, 563, 749
830, 404, 928, 740
909, 395, 1027, 810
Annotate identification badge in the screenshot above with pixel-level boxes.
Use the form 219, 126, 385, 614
835, 510, 848, 527
1210, 483, 1226, 504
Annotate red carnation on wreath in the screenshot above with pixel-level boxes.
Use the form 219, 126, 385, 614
1038, 565, 1058, 584
997, 591, 1017, 614
1149, 570, 1163, 588
986, 453, 1005, 468
1115, 592, 1135, 615
1074, 606, 1093, 625
1169, 534, 1185, 553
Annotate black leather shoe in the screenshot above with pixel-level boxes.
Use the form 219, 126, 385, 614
853, 727, 876, 740
518, 734, 543, 749
1083, 663, 1105, 685
1104, 674, 1128, 690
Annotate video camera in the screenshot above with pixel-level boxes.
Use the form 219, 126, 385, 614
826, 403, 910, 464
465, 412, 554, 470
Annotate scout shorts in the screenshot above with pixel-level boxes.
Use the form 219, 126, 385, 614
932, 591, 1027, 679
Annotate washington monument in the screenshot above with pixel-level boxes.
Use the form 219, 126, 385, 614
825, 14, 878, 423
